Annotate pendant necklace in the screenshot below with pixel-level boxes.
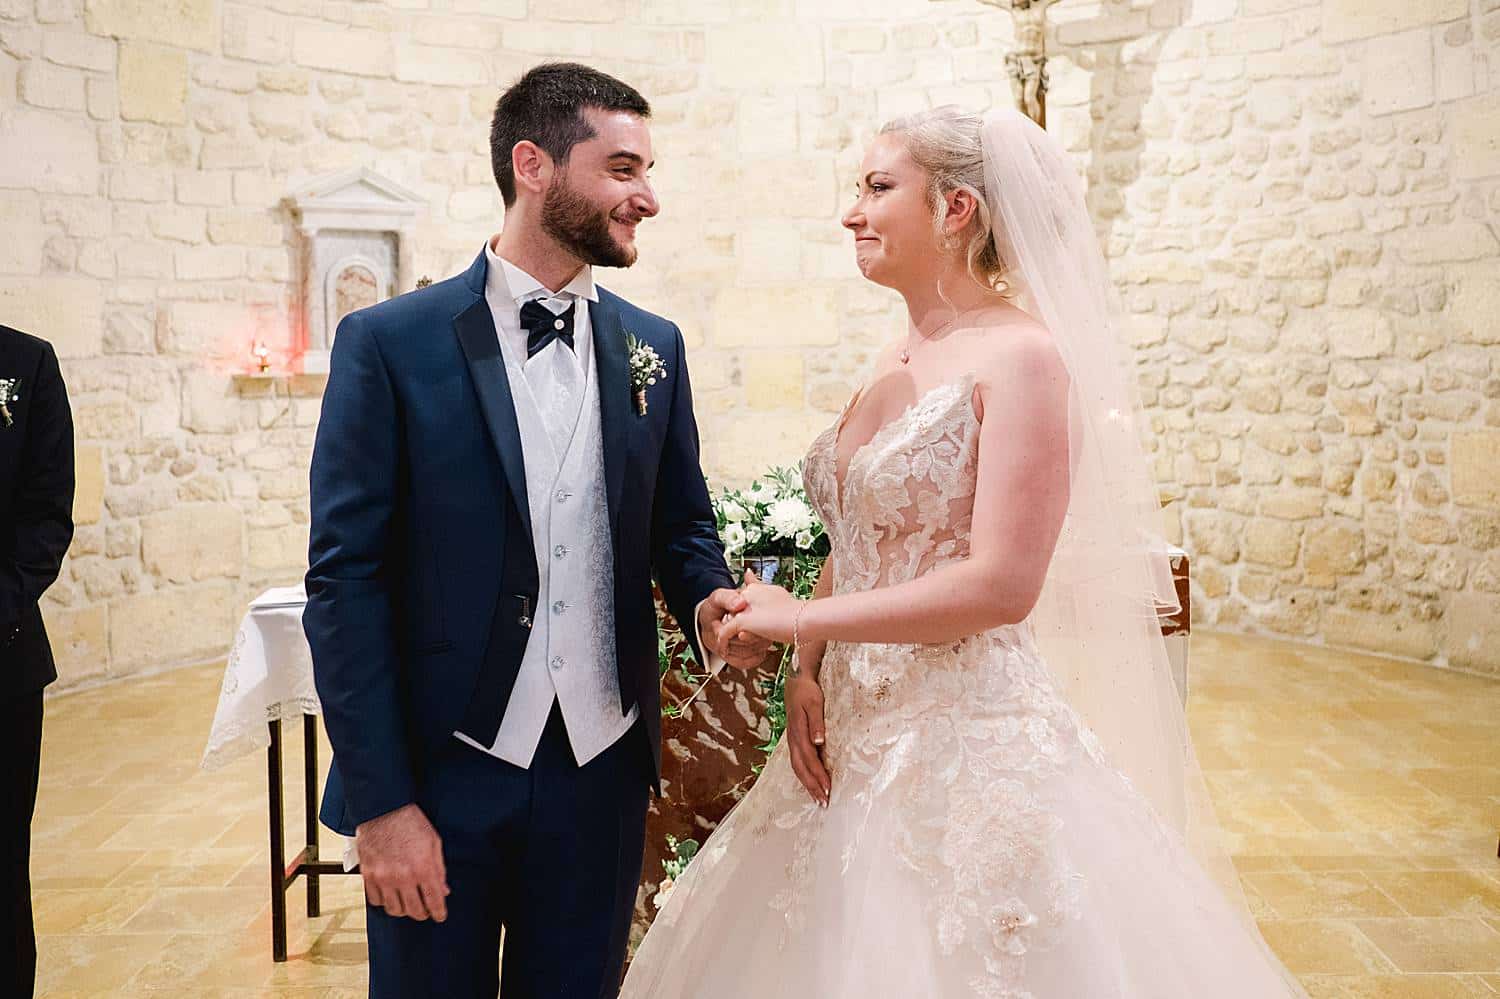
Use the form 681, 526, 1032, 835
900, 305, 983, 365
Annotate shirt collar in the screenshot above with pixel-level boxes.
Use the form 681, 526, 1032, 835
484, 237, 598, 305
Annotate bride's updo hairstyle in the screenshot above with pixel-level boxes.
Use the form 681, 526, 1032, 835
879, 105, 1016, 299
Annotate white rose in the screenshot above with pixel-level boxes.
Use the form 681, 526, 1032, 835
723, 522, 747, 554
721, 499, 748, 523
795, 530, 814, 550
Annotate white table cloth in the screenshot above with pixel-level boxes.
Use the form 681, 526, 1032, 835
201, 584, 319, 771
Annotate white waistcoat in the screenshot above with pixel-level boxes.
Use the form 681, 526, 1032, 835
455, 285, 638, 769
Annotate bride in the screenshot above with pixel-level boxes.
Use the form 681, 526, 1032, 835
619, 106, 1308, 998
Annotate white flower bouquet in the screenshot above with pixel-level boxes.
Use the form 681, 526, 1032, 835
711, 464, 828, 561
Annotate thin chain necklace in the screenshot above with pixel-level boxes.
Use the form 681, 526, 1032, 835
900, 304, 985, 365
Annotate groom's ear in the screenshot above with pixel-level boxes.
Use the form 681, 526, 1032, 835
510, 140, 552, 202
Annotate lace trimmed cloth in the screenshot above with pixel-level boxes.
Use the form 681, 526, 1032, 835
200, 584, 321, 772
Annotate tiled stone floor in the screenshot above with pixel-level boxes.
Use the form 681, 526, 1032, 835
28, 631, 1500, 997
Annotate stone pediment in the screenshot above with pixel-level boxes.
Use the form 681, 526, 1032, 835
287, 168, 427, 371
288, 167, 426, 235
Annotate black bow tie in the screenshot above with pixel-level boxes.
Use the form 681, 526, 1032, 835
520, 299, 577, 359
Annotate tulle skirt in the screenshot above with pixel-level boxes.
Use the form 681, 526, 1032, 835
621, 638, 1306, 998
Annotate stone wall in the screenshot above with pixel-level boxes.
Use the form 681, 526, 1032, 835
1045, 0, 1499, 674
0, 0, 1495, 687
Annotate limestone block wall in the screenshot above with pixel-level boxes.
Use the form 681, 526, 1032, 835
0, 0, 1494, 686
1041, 0, 1500, 673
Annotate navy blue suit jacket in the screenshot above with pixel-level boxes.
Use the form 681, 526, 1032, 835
305, 251, 734, 835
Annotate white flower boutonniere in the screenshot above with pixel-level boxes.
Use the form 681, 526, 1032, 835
625, 332, 667, 416
0, 378, 20, 428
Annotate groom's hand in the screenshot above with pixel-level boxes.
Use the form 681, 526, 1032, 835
356, 803, 450, 923
699, 585, 772, 670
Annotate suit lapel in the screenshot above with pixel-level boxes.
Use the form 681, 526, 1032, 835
453, 293, 532, 533
590, 293, 631, 544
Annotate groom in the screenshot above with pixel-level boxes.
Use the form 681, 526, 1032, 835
305, 63, 769, 998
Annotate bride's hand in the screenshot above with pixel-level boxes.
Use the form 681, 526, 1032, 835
723, 580, 802, 646
785, 672, 830, 807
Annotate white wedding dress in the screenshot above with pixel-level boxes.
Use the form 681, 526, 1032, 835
620, 376, 1305, 998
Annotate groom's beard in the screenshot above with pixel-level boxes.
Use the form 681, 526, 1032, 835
541, 176, 637, 268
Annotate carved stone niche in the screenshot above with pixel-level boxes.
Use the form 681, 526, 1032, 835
288, 168, 426, 373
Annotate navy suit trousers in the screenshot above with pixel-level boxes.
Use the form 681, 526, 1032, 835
366, 703, 651, 999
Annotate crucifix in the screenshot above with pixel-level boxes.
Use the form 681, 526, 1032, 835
979, 0, 1065, 127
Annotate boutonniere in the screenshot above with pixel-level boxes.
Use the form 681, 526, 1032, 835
625, 332, 667, 416
0, 378, 19, 428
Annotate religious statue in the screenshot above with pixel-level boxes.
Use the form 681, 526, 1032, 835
980, 0, 1064, 126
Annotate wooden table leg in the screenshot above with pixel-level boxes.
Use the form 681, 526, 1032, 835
304, 713, 321, 918
268, 718, 288, 963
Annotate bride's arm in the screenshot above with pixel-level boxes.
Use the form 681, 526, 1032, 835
735, 328, 1071, 647
785, 560, 835, 805
793, 563, 835, 680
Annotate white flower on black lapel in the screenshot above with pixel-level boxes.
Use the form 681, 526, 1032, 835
0, 378, 19, 428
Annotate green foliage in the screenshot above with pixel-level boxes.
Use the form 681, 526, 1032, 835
658, 623, 707, 720
661, 833, 700, 880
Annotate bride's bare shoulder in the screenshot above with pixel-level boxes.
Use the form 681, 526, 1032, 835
966, 307, 1067, 385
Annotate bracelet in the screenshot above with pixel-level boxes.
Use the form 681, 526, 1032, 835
791, 601, 808, 675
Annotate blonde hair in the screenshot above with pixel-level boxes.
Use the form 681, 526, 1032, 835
879, 106, 1015, 299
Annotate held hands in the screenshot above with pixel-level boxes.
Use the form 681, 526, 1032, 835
356, 803, 450, 922
698, 582, 774, 670
721, 570, 804, 646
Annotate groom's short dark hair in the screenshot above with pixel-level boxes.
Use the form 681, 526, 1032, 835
490, 62, 652, 208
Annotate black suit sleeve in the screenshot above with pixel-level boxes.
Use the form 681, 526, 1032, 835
303, 313, 415, 828
1, 341, 74, 644
650, 325, 735, 667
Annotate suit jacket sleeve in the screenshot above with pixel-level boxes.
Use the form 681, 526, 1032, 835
650, 325, 735, 667
303, 313, 416, 828
0, 341, 74, 642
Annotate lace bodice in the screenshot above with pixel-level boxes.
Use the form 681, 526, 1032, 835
795, 370, 1091, 752
799, 375, 1061, 733
804, 375, 982, 597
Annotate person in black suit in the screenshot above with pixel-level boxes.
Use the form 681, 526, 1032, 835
0, 324, 74, 997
